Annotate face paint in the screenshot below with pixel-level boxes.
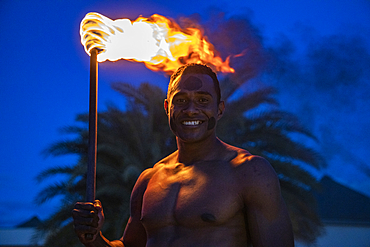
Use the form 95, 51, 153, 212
207, 117, 216, 130
183, 76, 203, 90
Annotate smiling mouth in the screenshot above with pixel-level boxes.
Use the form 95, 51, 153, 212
181, 120, 203, 126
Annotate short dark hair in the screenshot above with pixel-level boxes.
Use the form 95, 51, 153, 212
167, 63, 221, 104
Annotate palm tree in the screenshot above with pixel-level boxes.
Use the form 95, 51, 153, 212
203, 13, 326, 242
35, 11, 327, 246
218, 78, 324, 243
35, 74, 324, 245
34, 82, 176, 246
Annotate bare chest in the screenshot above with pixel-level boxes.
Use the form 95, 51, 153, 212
141, 163, 242, 230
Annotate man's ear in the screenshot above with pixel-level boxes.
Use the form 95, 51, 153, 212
164, 99, 169, 115
217, 101, 225, 120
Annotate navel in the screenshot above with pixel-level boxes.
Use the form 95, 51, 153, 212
201, 213, 216, 223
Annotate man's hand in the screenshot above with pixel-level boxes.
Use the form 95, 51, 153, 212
72, 200, 104, 244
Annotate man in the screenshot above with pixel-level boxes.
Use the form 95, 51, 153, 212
73, 63, 294, 246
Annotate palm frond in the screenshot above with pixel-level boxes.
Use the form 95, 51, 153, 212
35, 165, 75, 182
36, 76, 324, 244
42, 140, 87, 157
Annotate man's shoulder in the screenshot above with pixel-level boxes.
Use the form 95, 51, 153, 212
232, 152, 276, 179
219, 141, 273, 172
154, 150, 178, 166
223, 144, 277, 184
223, 143, 259, 166
136, 151, 178, 184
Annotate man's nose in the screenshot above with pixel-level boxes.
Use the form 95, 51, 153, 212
182, 101, 199, 115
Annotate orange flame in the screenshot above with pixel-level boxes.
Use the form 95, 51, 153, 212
80, 12, 234, 74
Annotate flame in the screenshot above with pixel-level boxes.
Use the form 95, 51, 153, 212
80, 12, 234, 74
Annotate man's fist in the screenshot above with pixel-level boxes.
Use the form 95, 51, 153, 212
72, 200, 104, 243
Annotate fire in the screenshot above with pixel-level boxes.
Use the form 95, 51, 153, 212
80, 12, 234, 74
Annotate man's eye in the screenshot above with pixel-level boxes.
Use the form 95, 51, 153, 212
176, 99, 187, 103
199, 98, 209, 103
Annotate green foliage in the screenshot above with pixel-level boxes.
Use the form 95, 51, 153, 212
218, 80, 325, 243
35, 83, 176, 246
35, 76, 325, 245
35, 11, 326, 246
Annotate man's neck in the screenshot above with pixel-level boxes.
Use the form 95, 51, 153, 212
176, 135, 224, 165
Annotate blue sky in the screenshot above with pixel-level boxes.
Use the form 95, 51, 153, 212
0, 0, 369, 227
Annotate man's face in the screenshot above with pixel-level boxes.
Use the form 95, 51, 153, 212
165, 73, 224, 143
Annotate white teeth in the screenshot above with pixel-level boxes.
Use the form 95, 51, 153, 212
182, 120, 201, 126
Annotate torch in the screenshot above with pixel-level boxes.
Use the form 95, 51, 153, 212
86, 47, 99, 204
79, 12, 235, 232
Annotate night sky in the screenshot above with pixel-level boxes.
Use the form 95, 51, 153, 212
1, 0, 369, 227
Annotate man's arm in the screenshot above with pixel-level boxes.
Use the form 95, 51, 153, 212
73, 167, 154, 247
85, 233, 124, 247
72, 200, 124, 247
120, 168, 154, 247
241, 156, 294, 247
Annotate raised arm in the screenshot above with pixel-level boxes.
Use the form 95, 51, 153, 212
241, 156, 294, 247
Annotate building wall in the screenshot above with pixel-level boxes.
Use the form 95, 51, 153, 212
2, 225, 370, 246
296, 224, 370, 247
0, 228, 44, 246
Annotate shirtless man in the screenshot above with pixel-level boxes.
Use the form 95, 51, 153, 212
73, 63, 294, 247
